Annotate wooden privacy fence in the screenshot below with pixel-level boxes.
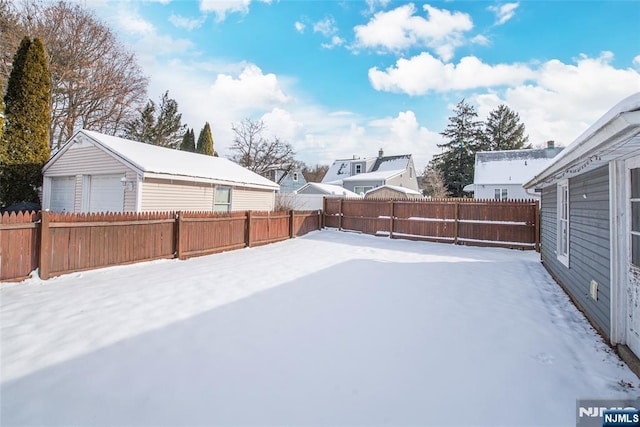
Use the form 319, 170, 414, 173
324, 198, 540, 251
1, 209, 321, 282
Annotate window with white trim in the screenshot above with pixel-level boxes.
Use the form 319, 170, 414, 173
354, 185, 373, 195
355, 164, 362, 174
214, 186, 231, 212
293, 172, 298, 182
557, 180, 569, 267
494, 188, 508, 201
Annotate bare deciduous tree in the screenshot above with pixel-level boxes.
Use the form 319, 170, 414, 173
422, 162, 450, 198
2, 1, 148, 150
302, 163, 329, 183
229, 118, 297, 176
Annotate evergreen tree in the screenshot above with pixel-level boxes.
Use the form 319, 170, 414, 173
1, 37, 50, 207
122, 91, 186, 149
196, 122, 216, 156
434, 99, 486, 198
485, 104, 531, 151
179, 128, 195, 152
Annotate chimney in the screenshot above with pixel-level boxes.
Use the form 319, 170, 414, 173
378, 148, 384, 159
546, 140, 555, 149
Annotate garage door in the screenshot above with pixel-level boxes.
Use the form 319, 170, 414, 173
50, 176, 76, 213
89, 174, 124, 213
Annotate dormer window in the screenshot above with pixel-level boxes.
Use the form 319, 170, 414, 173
355, 164, 362, 174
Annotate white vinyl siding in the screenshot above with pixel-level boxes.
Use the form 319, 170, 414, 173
557, 180, 570, 267
46, 144, 125, 176
231, 187, 275, 211
631, 167, 640, 267
141, 179, 214, 212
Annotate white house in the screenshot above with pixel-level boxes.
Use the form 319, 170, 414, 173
464, 144, 564, 200
42, 130, 279, 213
288, 182, 361, 210
322, 149, 419, 195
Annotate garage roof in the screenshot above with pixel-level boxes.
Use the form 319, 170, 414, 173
45, 130, 279, 191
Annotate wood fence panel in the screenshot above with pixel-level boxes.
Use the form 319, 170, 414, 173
292, 211, 321, 237
0, 211, 40, 281
327, 198, 539, 249
251, 211, 290, 246
46, 212, 175, 277
180, 212, 247, 258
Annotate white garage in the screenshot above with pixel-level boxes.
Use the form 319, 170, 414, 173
42, 130, 279, 214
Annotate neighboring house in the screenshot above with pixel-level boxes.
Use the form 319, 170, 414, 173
524, 93, 640, 370
464, 144, 564, 200
322, 149, 419, 195
263, 166, 307, 193
364, 185, 423, 200
42, 130, 279, 213
291, 182, 361, 210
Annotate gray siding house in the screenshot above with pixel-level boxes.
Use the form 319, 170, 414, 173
524, 93, 640, 370
322, 149, 419, 195
263, 166, 307, 193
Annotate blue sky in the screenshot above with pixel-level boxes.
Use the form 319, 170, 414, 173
90, 0, 640, 170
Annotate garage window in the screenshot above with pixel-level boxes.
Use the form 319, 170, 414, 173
214, 186, 231, 212
50, 176, 76, 212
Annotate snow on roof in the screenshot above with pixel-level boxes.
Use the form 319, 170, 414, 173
71, 130, 279, 190
297, 182, 361, 197
342, 169, 405, 182
474, 148, 563, 185
372, 155, 410, 172
365, 185, 422, 196
321, 159, 356, 183
525, 92, 640, 188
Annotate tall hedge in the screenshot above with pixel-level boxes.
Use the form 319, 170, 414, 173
1, 37, 51, 207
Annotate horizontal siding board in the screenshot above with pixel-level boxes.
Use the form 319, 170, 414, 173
47, 145, 127, 176
538, 166, 611, 336
141, 179, 214, 212
232, 187, 275, 212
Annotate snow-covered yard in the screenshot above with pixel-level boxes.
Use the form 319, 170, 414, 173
1, 230, 638, 426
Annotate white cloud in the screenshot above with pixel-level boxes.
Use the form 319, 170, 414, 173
294, 21, 305, 33
313, 16, 338, 37
369, 52, 535, 95
488, 2, 519, 26
260, 108, 303, 142
199, 0, 251, 22
365, 0, 391, 14
471, 34, 490, 46
352, 3, 473, 61
210, 64, 289, 110
321, 36, 345, 49
116, 7, 155, 35
632, 55, 640, 69
169, 14, 206, 31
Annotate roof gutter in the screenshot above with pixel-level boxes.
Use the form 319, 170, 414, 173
524, 110, 640, 189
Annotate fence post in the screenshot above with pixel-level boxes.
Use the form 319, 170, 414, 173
289, 210, 295, 238
39, 210, 51, 280
389, 200, 395, 239
338, 198, 343, 231
453, 201, 459, 245
322, 197, 326, 229
175, 211, 184, 260
246, 211, 252, 247
317, 209, 322, 231
535, 200, 540, 252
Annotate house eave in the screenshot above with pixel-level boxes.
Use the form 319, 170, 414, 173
143, 172, 279, 191
524, 110, 640, 189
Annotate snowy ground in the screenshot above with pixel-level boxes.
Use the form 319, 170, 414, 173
1, 230, 638, 426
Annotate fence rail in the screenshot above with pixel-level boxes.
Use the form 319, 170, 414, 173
1, 209, 322, 282
323, 198, 539, 251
